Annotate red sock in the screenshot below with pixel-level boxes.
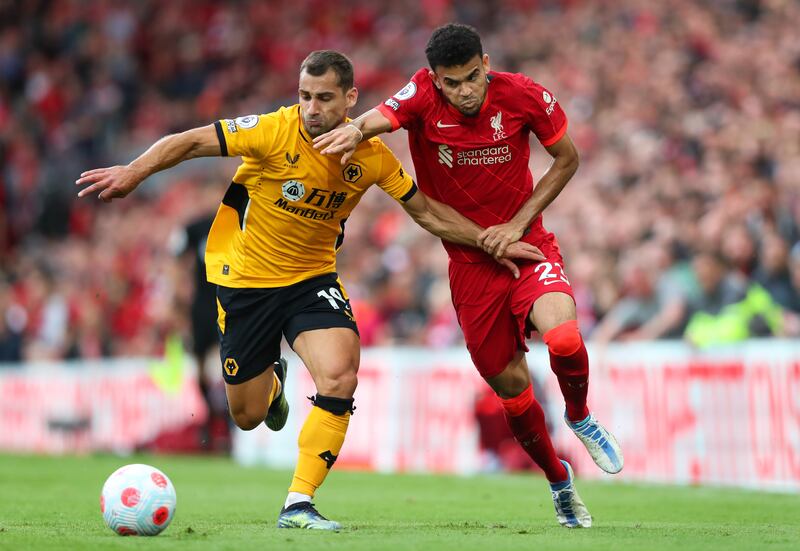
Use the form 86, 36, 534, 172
544, 320, 590, 423
500, 385, 568, 482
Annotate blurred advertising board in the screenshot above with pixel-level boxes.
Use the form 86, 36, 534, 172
0, 341, 797, 490
235, 341, 800, 491
0, 357, 206, 454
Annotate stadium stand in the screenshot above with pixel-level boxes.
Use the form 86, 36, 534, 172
0, 0, 798, 362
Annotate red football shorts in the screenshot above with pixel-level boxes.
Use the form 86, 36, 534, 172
448, 255, 575, 379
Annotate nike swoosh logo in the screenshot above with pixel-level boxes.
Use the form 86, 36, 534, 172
436, 120, 459, 128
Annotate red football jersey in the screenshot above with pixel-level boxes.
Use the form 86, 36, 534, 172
376, 68, 568, 263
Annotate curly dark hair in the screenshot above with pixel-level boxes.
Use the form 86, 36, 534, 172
300, 50, 354, 91
425, 23, 484, 70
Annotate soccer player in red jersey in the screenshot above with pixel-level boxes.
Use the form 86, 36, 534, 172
315, 23, 623, 528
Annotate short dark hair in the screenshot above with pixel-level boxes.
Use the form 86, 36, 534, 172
300, 50, 354, 91
425, 23, 483, 70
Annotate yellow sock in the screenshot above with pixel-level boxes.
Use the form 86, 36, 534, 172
267, 371, 281, 405
288, 406, 350, 496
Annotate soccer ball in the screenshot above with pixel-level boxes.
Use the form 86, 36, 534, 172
100, 463, 177, 536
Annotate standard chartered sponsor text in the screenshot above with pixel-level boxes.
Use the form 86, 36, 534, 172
456, 144, 511, 166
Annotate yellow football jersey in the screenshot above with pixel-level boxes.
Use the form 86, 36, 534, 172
206, 105, 416, 288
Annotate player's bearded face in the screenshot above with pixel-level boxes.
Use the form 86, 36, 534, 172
298, 69, 358, 137
432, 54, 490, 116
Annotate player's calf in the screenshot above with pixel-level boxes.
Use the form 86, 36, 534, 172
543, 320, 590, 422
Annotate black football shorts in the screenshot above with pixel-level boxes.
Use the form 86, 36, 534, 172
216, 272, 358, 384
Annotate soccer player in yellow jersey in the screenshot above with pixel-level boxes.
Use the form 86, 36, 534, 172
77, 51, 544, 530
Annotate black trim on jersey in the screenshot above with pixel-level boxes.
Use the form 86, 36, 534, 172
222, 183, 249, 230
400, 182, 418, 203
214, 121, 228, 156
334, 217, 348, 250
487, 73, 495, 82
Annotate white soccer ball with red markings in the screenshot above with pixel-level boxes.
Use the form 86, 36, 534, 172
100, 464, 177, 536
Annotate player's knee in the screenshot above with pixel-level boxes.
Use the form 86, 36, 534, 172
315, 369, 358, 398
495, 375, 530, 399
486, 353, 530, 399
228, 403, 267, 431
543, 319, 583, 357
311, 394, 356, 416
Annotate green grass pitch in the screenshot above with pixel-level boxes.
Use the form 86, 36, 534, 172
0, 453, 798, 551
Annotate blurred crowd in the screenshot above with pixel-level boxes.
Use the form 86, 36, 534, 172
1, 0, 799, 364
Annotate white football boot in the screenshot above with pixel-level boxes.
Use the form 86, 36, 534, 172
550, 460, 592, 528
566, 412, 624, 474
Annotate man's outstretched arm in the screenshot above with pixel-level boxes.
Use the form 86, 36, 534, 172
478, 134, 579, 257
76, 124, 221, 202
402, 190, 546, 278
313, 108, 393, 165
